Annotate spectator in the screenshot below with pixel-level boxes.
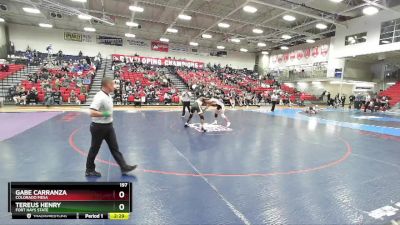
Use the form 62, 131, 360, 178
26, 87, 39, 105
68, 90, 80, 104
52, 90, 62, 105
0, 62, 9, 72
349, 94, 355, 109
341, 95, 346, 107
44, 88, 54, 106
13, 84, 27, 105
164, 92, 171, 104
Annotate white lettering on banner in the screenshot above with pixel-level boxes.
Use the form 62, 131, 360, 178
269, 43, 330, 69
112, 54, 204, 69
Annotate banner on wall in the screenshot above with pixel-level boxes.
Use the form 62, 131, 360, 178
151, 41, 169, 52
169, 43, 188, 53
64, 32, 82, 42
97, 35, 123, 46
270, 43, 330, 68
64, 32, 92, 43
127, 38, 149, 47
82, 34, 92, 43
112, 54, 204, 69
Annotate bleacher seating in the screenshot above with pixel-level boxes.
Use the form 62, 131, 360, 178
19, 68, 94, 104
177, 69, 317, 103
0, 64, 25, 80
379, 81, 400, 106
120, 67, 180, 104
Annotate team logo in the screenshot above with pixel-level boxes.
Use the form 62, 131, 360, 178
188, 123, 233, 133
27, 213, 31, 219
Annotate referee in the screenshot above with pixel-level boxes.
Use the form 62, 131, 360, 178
86, 77, 137, 177
180, 89, 191, 117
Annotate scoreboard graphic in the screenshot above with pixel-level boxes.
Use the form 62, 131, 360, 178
8, 182, 132, 220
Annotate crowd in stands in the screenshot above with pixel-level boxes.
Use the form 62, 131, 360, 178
7, 52, 98, 106
111, 61, 179, 105
110, 57, 318, 107
178, 63, 315, 107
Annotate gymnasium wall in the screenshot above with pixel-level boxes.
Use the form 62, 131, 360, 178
0, 23, 7, 59
343, 60, 374, 81
7, 23, 256, 69
334, 5, 400, 58
285, 81, 374, 97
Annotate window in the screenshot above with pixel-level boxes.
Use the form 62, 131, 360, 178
345, 32, 367, 46
379, 19, 400, 45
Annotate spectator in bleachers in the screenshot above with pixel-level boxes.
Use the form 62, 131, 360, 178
44, 88, 54, 107
13, 84, 27, 105
80, 85, 88, 98
164, 92, 171, 105
52, 89, 62, 105
8, 86, 17, 102
26, 87, 39, 105
55, 78, 62, 90
0, 62, 9, 72
121, 91, 128, 105
68, 90, 80, 104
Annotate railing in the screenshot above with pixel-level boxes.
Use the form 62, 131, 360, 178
276, 70, 327, 82
102, 58, 107, 78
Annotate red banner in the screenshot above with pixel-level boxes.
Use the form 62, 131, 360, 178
112, 54, 204, 69
151, 41, 169, 52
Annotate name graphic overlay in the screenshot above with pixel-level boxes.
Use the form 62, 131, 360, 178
8, 182, 132, 220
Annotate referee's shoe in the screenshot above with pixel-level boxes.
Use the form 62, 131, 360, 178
85, 165, 137, 177
121, 165, 138, 175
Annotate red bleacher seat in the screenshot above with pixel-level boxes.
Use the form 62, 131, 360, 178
379, 81, 400, 106
38, 93, 45, 102
0, 64, 25, 80
78, 94, 86, 103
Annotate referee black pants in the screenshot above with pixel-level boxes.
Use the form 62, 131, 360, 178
86, 123, 128, 172
271, 101, 277, 112
182, 101, 190, 116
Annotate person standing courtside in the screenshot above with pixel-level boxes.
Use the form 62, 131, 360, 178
271, 92, 278, 112
86, 77, 137, 177
181, 89, 192, 117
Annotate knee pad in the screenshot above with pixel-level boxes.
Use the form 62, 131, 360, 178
199, 114, 205, 120
214, 113, 218, 118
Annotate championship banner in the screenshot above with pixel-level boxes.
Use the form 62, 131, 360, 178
151, 41, 168, 52
112, 54, 204, 69
97, 35, 123, 46
269, 43, 330, 68
64, 32, 82, 42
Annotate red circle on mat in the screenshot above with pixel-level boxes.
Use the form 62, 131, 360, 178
69, 127, 352, 177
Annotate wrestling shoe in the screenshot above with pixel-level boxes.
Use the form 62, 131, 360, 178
85, 170, 102, 177
121, 165, 138, 175
226, 122, 231, 127
201, 127, 207, 132
212, 120, 218, 125
184, 122, 189, 127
